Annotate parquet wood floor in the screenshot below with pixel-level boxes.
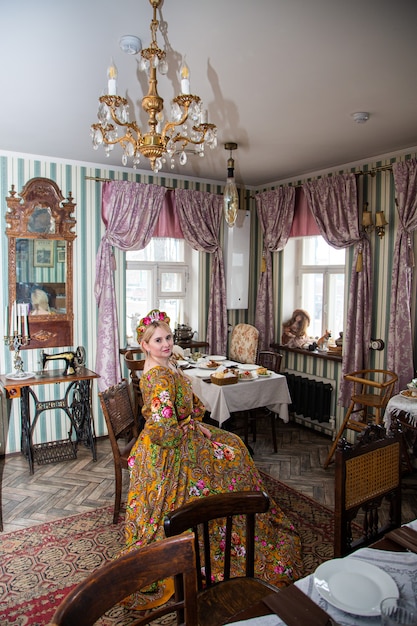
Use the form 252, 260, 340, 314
1, 420, 416, 534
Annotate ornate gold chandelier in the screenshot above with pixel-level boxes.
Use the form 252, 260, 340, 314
91, 0, 217, 173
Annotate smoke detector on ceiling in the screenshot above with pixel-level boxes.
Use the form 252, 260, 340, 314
351, 112, 370, 124
119, 35, 142, 55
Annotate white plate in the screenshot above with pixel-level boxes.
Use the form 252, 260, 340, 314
257, 370, 272, 378
175, 359, 189, 366
238, 373, 258, 382
313, 558, 398, 616
401, 390, 417, 401
207, 355, 226, 361
197, 363, 220, 371
236, 363, 259, 371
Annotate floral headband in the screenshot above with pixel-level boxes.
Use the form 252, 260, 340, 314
136, 309, 170, 343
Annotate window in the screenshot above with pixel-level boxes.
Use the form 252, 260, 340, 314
126, 238, 193, 344
295, 236, 345, 339
282, 235, 345, 338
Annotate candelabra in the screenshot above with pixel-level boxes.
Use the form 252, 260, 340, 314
4, 332, 32, 379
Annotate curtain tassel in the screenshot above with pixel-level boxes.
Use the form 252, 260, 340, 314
261, 251, 266, 273
356, 248, 363, 272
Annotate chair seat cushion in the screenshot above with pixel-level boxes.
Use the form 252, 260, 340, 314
197, 577, 278, 626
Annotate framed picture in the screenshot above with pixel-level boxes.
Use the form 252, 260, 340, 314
34, 240, 54, 268
57, 246, 66, 263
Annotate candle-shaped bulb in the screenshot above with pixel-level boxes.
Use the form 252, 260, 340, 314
180, 59, 190, 95
107, 59, 118, 95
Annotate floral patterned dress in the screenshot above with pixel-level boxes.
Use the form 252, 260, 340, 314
121, 365, 302, 610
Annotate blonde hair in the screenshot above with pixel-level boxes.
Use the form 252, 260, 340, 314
140, 320, 172, 347
31, 288, 50, 312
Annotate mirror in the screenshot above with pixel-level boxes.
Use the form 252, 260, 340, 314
6, 177, 76, 349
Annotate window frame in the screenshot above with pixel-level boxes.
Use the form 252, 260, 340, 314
295, 237, 345, 338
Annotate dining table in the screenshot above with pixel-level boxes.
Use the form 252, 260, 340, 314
184, 362, 291, 428
384, 392, 417, 430
225, 520, 417, 625
384, 392, 417, 469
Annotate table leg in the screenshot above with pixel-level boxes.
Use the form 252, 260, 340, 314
66, 380, 97, 461
20, 386, 34, 474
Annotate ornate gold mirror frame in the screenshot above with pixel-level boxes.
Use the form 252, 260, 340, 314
5, 177, 76, 349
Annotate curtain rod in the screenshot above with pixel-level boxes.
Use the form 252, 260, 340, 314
86, 164, 394, 189
252, 163, 394, 196
84, 175, 174, 189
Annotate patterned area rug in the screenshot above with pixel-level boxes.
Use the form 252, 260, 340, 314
0, 473, 335, 625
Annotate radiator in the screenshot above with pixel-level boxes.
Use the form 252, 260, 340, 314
284, 371, 335, 424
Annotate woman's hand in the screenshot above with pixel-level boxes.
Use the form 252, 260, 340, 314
180, 419, 212, 439
196, 423, 212, 439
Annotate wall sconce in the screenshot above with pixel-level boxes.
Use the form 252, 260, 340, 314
375, 211, 388, 238
362, 203, 373, 234
361, 203, 388, 239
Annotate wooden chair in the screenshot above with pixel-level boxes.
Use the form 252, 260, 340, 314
98, 380, 139, 524
164, 490, 278, 626
50, 533, 199, 626
124, 349, 145, 432
324, 369, 398, 468
247, 350, 283, 454
334, 424, 402, 557
229, 323, 259, 364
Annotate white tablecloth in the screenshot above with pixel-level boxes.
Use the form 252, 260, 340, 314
232, 521, 417, 626
384, 393, 417, 430
185, 369, 291, 427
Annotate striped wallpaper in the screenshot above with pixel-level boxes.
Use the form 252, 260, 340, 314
0, 149, 416, 454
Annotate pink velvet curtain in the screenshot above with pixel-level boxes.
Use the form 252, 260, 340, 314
95, 180, 166, 390
255, 187, 296, 351
387, 159, 417, 391
174, 189, 226, 355
303, 174, 371, 407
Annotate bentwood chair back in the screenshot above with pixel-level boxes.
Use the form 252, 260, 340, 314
164, 490, 278, 626
257, 350, 282, 374
124, 350, 145, 428
248, 350, 284, 453
334, 424, 402, 557
50, 533, 199, 626
324, 368, 398, 468
98, 380, 139, 523
229, 323, 259, 364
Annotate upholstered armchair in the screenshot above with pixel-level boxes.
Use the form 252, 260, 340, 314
229, 324, 259, 364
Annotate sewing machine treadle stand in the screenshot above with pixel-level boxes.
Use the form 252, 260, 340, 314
0, 367, 99, 474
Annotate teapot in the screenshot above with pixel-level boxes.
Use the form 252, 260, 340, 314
174, 324, 195, 343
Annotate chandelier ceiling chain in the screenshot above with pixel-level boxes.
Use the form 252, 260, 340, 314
91, 0, 217, 173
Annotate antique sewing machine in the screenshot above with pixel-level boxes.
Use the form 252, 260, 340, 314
40, 346, 86, 376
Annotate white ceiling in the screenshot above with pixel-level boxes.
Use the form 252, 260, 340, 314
2, 0, 417, 188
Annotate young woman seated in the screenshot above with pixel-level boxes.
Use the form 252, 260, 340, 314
118, 309, 302, 611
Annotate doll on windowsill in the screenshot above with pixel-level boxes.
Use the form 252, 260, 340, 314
281, 309, 311, 348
